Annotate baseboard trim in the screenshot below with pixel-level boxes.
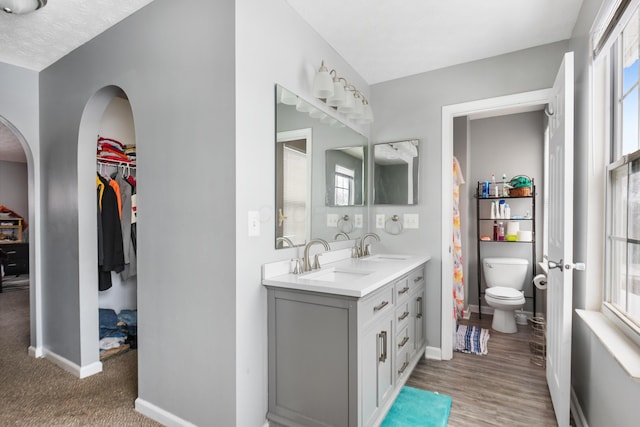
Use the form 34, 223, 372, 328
28, 345, 44, 358
43, 350, 102, 378
425, 346, 442, 360
570, 386, 588, 427
135, 398, 197, 427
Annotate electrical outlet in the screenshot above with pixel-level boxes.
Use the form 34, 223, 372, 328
327, 214, 339, 227
404, 213, 419, 229
248, 211, 260, 237
376, 214, 385, 229
354, 214, 363, 228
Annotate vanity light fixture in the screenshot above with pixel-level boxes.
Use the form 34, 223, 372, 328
312, 60, 334, 99
313, 60, 373, 124
0, 0, 46, 14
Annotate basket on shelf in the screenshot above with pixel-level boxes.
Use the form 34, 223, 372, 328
509, 175, 532, 197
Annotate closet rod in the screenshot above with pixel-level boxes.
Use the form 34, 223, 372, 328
96, 159, 136, 168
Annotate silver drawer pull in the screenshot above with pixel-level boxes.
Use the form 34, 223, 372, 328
373, 300, 389, 312
378, 331, 388, 363
398, 361, 409, 375
398, 336, 409, 348
416, 296, 423, 319
7, 263, 17, 267
6, 251, 16, 255
413, 276, 423, 282
398, 311, 409, 321
398, 286, 410, 295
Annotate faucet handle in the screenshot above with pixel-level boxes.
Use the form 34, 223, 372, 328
292, 258, 302, 274
312, 254, 322, 270
364, 243, 372, 256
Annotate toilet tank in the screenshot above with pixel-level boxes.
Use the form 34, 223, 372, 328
482, 257, 529, 290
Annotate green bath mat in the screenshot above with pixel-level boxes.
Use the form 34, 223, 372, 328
381, 386, 452, 427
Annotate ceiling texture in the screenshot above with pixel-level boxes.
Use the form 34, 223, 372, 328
0, 0, 584, 162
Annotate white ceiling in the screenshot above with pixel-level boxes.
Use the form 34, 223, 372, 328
286, 0, 585, 85
0, 0, 584, 162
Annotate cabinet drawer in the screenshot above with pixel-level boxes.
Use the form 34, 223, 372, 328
395, 301, 411, 331
396, 342, 411, 380
396, 323, 411, 354
408, 267, 425, 289
361, 286, 394, 326
394, 276, 411, 303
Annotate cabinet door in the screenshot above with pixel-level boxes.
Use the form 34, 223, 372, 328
362, 314, 394, 427
411, 288, 425, 355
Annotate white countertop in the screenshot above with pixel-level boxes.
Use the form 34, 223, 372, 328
262, 253, 431, 298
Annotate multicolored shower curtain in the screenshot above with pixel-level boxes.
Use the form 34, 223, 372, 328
453, 157, 465, 322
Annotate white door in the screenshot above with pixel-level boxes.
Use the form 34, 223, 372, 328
545, 51, 574, 427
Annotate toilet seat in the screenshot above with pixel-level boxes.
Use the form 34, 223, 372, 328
486, 287, 523, 301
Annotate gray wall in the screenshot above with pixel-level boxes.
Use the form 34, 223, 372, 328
371, 41, 569, 349
0, 160, 28, 229
37, 0, 236, 425
466, 111, 545, 314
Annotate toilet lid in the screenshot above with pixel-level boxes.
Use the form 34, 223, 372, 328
486, 287, 523, 300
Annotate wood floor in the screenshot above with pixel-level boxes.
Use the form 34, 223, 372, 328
406, 314, 559, 426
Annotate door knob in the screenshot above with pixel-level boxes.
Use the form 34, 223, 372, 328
546, 258, 586, 272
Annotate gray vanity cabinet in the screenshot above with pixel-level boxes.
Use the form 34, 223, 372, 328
265, 263, 427, 427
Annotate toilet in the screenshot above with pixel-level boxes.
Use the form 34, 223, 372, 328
482, 257, 529, 333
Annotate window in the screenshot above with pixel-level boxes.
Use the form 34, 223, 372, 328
334, 165, 355, 206
605, 6, 640, 331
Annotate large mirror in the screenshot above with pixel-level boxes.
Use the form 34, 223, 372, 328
275, 85, 368, 249
373, 140, 419, 205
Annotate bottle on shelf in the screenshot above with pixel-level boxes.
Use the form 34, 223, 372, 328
499, 199, 506, 218
493, 221, 498, 241
498, 222, 505, 241
502, 173, 509, 196
491, 174, 499, 197
491, 201, 497, 219
505, 203, 511, 219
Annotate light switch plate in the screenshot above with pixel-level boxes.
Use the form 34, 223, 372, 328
376, 214, 385, 229
248, 211, 260, 236
404, 213, 419, 229
327, 214, 339, 227
355, 214, 363, 228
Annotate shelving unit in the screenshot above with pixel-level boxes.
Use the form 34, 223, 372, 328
0, 216, 23, 243
475, 180, 536, 318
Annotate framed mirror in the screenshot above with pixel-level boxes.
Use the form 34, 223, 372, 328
373, 140, 419, 205
275, 85, 368, 249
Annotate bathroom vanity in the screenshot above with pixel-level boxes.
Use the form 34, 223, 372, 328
262, 253, 430, 427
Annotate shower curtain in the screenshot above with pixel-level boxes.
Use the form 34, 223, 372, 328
453, 157, 465, 322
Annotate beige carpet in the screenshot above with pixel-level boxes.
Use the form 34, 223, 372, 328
0, 289, 160, 426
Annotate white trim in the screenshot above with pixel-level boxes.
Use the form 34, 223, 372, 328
571, 386, 589, 427
441, 89, 553, 360
43, 350, 102, 378
425, 345, 442, 360
135, 398, 198, 427
28, 345, 44, 358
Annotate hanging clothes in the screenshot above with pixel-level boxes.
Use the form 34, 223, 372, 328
97, 173, 125, 291
113, 169, 137, 279
453, 157, 465, 321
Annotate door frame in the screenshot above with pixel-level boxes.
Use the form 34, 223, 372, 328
440, 89, 552, 360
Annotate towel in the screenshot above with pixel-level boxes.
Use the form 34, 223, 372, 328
455, 325, 490, 355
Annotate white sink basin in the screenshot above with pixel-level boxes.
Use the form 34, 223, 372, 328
302, 267, 373, 282
360, 254, 411, 262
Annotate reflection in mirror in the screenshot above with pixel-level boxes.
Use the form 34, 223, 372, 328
275, 85, 368, 249
276, 129, 312, 248
373, 140, 419, 205
325, 147, 366, 207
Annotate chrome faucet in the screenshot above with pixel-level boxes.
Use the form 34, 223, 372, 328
334, 232, 350, 240
360, 233, 380, 257
303, 239, 330, 272
276, 236, 295, 248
